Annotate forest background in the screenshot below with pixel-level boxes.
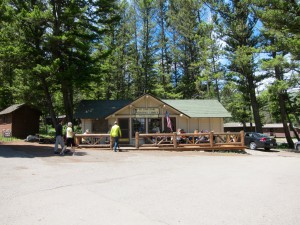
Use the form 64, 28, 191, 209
0, 0, 299, 147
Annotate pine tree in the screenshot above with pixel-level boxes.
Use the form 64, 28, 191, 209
254, 0, 300, 146
209, 0, 264, 132
168, 0, 208, 98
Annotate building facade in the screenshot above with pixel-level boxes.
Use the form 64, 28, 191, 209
75, 94, 231, 145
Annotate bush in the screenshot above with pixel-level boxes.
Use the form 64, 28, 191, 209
277, 142, 290, 149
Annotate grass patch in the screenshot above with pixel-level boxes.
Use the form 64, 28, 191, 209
0, 136, 20, 142
277, 143, 290, 149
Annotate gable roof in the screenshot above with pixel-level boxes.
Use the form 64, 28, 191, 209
74, 100, 132, 119
163, 99, 231, 118
75, 96, 231, 119
0, 103, 25, 115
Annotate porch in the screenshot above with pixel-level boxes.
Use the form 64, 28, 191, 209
74, 131, 245, 151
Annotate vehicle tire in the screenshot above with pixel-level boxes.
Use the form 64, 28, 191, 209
250, 142, 257, 150
264, 147, 270, 151
297, 145, 300, 151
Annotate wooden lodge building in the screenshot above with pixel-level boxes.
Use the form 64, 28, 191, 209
74, 94, 232, 145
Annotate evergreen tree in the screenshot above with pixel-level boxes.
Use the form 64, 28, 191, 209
0, 0, 121, 126
221, 81, 252, 129
253, 0, 300, 145
134, 0, 158, 95
209, 0, 264, 132
153, 0, 175, 98
168, 0, 208, 98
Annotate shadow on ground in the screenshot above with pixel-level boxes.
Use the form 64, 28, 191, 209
0, 143, 87, 158
254, 149, 280, 153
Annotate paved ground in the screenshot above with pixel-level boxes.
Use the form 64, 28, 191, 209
1, 141, 300, 225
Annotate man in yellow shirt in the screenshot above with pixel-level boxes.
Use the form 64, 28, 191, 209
110, 121, 122, 152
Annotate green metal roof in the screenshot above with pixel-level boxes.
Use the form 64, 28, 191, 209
162, 99, 231, 118
74, 100, 132, 119
74, 98, 231, 119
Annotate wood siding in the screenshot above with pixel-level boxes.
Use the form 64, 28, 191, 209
0, 105, 40, 139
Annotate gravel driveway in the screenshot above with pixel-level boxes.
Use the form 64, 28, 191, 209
1, 142, 300, 225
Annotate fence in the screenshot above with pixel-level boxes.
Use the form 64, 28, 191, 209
75, 131, 245, 151
74, 133, 111, 148
136, 131, 245, 150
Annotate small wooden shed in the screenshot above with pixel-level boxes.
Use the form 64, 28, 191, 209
0, 104, 41, 139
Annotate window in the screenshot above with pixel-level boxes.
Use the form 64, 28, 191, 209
132, 118, 145, 136
1, 115, 9, 124
148, 118, 161, 133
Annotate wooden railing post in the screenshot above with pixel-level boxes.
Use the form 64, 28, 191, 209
74, 134, 79, 146
135, 132, 139, 149
210, 131, 214, 147
226, 132, 230, 143
240, 130, 244, 146
173, 132, 177, 148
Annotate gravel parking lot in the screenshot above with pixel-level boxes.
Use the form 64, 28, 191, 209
1, 141, 300, 225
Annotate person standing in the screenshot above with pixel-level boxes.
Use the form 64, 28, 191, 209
61, 122, 74, 155
110, 121, 122, 152
82, 129, 91, 144
54, 120, 65, 154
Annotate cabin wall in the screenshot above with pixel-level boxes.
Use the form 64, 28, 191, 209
78, 95, 227, 145
0, 114, 12, 134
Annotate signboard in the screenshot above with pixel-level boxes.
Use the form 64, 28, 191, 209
135, 108, 159, 118
135, 114, 159, 118
3, 130, 11, 137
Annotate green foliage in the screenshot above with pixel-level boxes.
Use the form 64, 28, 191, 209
258, 89, 280, 123
0, 0, 298, 134
253, 0, 300, 60
221, 81, 252, 123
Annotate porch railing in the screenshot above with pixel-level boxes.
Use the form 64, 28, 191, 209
75, 131, 245, 151
136, 131, 245, 150
74, 134, 111, 148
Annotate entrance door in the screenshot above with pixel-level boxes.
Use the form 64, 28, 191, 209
118, 118, 129, 144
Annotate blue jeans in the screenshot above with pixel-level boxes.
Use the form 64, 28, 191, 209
113, 136, 119, 151
54, 135, 65, 152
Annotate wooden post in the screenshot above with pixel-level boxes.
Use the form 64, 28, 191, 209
210, 131, 214, 147
173, 132, 177, 148
226, 132, 230, 143
74, 135, 78, 146
135, 132, 139, 149
240, 130, 245, 146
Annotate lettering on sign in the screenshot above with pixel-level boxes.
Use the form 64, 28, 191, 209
136, 114, 159, 118
135, 108, 159, 117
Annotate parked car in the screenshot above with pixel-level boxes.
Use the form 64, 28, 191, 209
244, 132, 277, 150
295, 141, 300, 151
